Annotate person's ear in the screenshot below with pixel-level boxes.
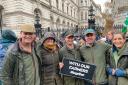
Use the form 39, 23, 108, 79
19, 32, 23, 39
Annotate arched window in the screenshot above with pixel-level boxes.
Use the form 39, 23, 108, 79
85, 0, 87, 6
67, 4, 69, 14
56, 0, 59, 9
71, 7, 72, 16
85, 12, 87, 20
81, 0, 83, 3
81, 11, 83, 20
50, 16, 54, 28
67, 22, 70, 27
56, 18, 60, 33
74, 9, 75, 18
62, 2, 64, 11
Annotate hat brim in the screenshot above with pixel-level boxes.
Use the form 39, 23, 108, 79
85, 32, 95, 35
65, 34, 74, 37
44, 37, 55, 41
21, 30, 36, 33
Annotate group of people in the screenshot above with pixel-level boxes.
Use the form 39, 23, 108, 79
0, 24, 128, 85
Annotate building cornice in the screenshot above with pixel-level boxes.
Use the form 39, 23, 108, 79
4, 11, 34, 17
79, 6, 89, 9
30, 0, 51, 9
69, 0, 79, 8
39, 0, 51, 9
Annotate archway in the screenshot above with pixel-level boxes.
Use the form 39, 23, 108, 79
71, 23, 73, 27
56, 18, 61, 37
56, 18, 60, 29
50, 15, 54, 29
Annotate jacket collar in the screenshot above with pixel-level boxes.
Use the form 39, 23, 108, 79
112, 43, 128, 56
10, 40, 35, 55
85, 42, 96, 48
64, 44, 79, 51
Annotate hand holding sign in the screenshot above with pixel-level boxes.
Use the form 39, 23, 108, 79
60, 58, 96, 81
59, 62, 64, 69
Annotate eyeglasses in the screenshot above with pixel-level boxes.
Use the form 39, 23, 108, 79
23, 32, 35, 35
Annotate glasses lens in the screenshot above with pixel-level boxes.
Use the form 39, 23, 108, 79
24, 32, 34, 35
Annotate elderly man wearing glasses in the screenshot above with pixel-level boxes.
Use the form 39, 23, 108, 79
2, 24, 42, 85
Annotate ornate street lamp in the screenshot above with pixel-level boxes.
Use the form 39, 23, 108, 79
88, 5, 95, 30
34, 10, 42, 39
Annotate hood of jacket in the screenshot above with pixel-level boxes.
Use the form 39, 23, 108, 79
1, 29, 17, 41
41, 32, 56, 44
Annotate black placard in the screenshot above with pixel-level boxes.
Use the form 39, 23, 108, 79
60, 58, 96, 81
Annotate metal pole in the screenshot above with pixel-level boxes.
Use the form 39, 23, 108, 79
0, 6, 4, 37
0, 13, 2, 36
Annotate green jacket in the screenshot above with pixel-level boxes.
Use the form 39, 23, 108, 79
37, 43, 63, 85
80, 41, 111, 85
108, 44, 128, 85
1, 41, 42, 85
59, 45, 84, 85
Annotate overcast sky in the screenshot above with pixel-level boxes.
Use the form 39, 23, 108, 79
94, 0, 108, 4
94, 0, 109, 11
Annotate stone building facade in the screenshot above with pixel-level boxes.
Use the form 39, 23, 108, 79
111, 0, 128, 25
0, 0, 102, 31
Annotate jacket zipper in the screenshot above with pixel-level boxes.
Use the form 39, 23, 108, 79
52, 53, 56, 83
91, 47, 96, 85
32, 54, 36, 85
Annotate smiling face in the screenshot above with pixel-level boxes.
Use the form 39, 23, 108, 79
43, 37, 55, 45
20, 32, 36, 44
107, 31, 113, 40
65, 35, 74, 45
112, 33, 126, 49
85, 33, 96, 44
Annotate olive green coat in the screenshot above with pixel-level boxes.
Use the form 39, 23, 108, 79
108, 44, 128, 85
2, 41, 42, 85
80, 41, 111, 85
59, 45, 84, 85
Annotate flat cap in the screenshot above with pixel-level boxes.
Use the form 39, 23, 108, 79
20, 24, 36, 33
64, 30, 74, 37
84, 29, 95, 35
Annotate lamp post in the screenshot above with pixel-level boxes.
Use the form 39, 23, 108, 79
88, 5, 95, 30
75, 25, 78, 33
0, 5, 4, 37
34, 11, 42, 39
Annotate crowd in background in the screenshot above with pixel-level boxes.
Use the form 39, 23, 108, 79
0, 24, 128, 85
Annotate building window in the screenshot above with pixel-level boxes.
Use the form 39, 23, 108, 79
81, 12, 83, 20
74, 9, 75, 18
56, 0, 59, 9
85, 12, 87, 20
81, 0, 83, 3
67, 5, 69, 14
85, 1, 87, 6
71, 7, 72, 16
62, 2, 64, 11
